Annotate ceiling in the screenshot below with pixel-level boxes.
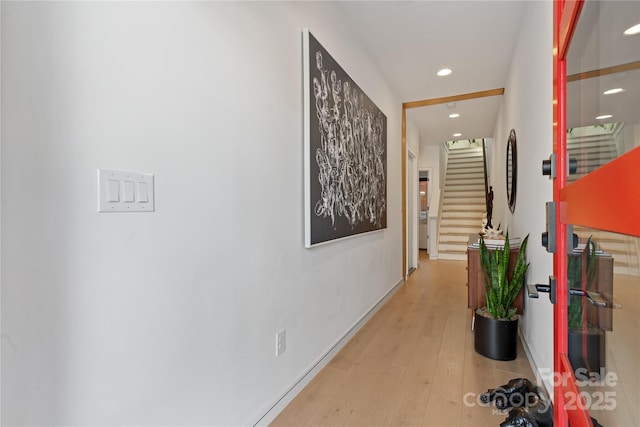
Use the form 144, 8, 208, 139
339, 1, 640, 148
338, 1, 528, 147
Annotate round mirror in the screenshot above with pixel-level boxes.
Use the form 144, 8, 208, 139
506, 129, 517, 213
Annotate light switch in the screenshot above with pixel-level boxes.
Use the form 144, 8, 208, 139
123, 180, 135, 202
98, 169, 154, 213
106, 179, 120, 202
138, 182, 149, 203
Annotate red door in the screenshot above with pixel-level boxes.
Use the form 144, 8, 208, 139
554, 1, 640, 426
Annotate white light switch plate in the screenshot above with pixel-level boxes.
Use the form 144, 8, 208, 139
98, 169, 155, 213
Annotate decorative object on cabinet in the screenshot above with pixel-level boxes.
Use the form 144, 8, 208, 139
506, 129, 517, 213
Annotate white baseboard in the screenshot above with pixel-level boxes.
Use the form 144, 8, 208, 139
518, 328, 553, 402
252, 277, 405, 426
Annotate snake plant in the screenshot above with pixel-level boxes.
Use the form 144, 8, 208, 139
479, 233, 529, 320
568, 237, 598, 331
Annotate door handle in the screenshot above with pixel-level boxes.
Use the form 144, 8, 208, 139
528, 283, 621, 309
526, 277, 557, 304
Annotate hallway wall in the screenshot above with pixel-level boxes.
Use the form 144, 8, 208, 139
418, 144, 442, 196
491, 1, 555, 394
1, 2, 403, 425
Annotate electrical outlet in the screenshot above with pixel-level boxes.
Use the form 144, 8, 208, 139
276, 329, 286, 357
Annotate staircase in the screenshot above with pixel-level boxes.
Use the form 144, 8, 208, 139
566, 130, 617, 179
574, 230, 640, 276
437, 145, 486, 260
568, 124, 639, 276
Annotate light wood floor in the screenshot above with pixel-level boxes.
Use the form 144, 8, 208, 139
271, 251, 535, 426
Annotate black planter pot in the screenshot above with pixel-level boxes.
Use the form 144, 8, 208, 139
568, 329, 606, 374
474, 308, 519, 361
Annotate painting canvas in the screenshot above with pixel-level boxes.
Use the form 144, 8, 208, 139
303, 29, 387, 247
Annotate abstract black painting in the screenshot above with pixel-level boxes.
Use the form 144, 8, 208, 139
303, 30, 387, 247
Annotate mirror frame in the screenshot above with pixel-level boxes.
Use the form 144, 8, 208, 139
506, 129, 517, 213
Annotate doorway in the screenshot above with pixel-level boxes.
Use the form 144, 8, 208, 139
401, 89, 505, 279
418, 170, 430, 251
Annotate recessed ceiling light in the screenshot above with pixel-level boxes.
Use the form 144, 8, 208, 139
449, 113, 460, 118
453, 133, 462, 137
623, 23, 640, 36
603, 88, 625, 95
437, 68, 453, 77
596, 114, 613, 120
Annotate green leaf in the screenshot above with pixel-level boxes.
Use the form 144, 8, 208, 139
567, 236, 599, 330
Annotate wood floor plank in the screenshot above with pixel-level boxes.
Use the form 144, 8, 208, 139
355, 327, 420, 369
422, 396, 461, 426
305, 366, 370, 427
343, 362, 406, 425
272, 366, 348, 426
438, 311, 468, 364
429, 356, 464, 405
420, 307, 450, 339
384, 335, 441, 426
460, 398, 506, 427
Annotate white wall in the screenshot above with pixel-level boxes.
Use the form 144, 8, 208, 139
406, 117, 420, 155
491, 1, 555, 394
439, 143, 448, 195
621, 123, 640, 153
419, 144, 442, 195
484, 137, 493, 184
0, 2, 403, 425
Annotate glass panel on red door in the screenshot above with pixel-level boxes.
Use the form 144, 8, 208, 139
564, 1, 640, 426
